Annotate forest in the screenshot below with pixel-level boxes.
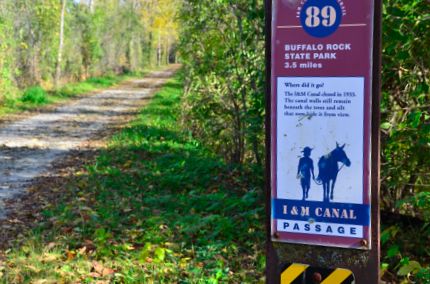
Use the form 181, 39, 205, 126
0, 0, 428, 283
0, 0, 178, 108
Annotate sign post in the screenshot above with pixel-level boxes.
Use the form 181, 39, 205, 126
265, 0, 382, 282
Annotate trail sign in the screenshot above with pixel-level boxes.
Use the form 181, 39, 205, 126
265, 0, 382, 282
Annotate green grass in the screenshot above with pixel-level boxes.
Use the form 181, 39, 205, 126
20, 86, 48, 104
0, 73, 265, 283
54, 75, 123, 98
0, 73, 140, 115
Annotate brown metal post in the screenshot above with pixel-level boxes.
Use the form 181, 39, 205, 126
369, 0, 383, 280
265, 0, 280, 282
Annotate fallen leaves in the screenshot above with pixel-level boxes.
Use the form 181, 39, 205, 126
0, 149, 100, 251
41, 253, 59, 263
66, 250, 76, 261
0, 76, 267, 283
90, 261, 115, 278
25, 264, 41, 273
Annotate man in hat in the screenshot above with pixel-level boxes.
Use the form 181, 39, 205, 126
297, 147, 315, 200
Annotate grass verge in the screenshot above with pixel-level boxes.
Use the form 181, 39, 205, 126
0, 73, 265, 283
0, 73, 142, 116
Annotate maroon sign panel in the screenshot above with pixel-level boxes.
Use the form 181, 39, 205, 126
271, 0, 375, 249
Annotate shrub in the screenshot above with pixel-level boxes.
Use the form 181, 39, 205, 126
86, 76, 115, 87
21, 86, 47, 104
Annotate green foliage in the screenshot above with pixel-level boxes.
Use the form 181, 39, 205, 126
379, 1, 430, 280
399, 192, 430, 224
0, 73, 131, 115
0, 12, 18, 103
382, 222, 430, 283
0, 0, 179, 105
20, 86, 48, 105
179, 0, 265, 165
55, 75, 122, 97
1, 75, 265, 283
73, 5, 104, 76
85, 76, 116, 87
380, 0, 430, 211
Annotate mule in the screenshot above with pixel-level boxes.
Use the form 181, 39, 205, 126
317, 143, 351, 202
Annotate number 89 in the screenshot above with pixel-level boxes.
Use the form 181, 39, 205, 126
305, 6, 337, 28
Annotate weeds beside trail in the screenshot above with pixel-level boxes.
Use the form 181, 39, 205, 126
0, 74, 265, 283
0, 73, 139, 116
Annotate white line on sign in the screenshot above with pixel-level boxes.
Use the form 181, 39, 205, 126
277, 23, 367, 29
277, 25, 303, 29
340, 23, 368, 27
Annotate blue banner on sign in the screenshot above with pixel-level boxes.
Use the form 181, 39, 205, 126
273, 199, 370, 226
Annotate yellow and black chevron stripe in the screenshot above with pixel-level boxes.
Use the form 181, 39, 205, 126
281, 263, 355, 284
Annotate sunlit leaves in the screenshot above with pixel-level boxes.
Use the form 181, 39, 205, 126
0, 0, 180, 102
179, 0, 266, 164
381, 0, 430, 217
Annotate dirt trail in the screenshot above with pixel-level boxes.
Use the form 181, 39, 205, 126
0, 67, 177, 219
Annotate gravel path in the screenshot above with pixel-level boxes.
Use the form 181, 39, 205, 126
0, 68, 177, 218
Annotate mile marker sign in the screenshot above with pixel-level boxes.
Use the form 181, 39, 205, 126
266, 0, 381, 282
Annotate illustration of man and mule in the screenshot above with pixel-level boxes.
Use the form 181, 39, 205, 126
297, 143, 351, 202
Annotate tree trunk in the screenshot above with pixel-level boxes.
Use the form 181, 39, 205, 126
157, 30, 161, 66
148, 32, 153, 66
89, 0, 95, 12
55, 0, 66, 89
165, 38, 169, 65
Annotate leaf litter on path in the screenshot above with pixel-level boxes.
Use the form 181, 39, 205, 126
0, 66, 180, 251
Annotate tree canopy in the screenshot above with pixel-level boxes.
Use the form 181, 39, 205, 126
0, 0, 180, 103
